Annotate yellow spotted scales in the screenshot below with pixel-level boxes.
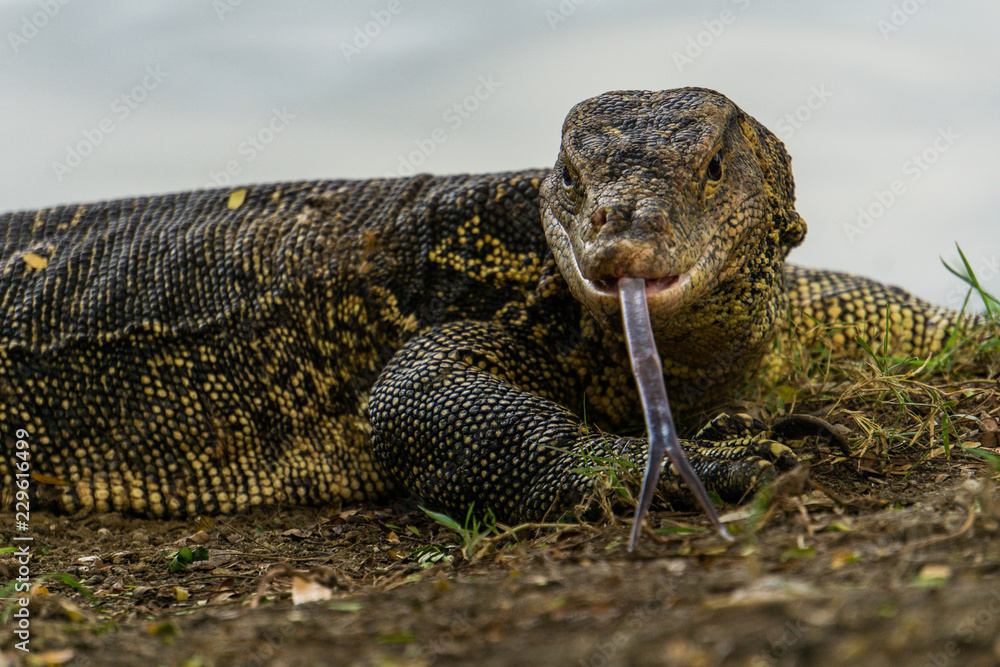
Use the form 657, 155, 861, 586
0, 89, 970, 522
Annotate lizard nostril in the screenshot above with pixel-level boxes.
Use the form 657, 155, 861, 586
590, 207, 607, 229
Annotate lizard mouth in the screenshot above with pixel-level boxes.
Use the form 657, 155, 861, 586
588, 273, 691, 310
591, 274, 681, 296
580, 252, 703, 314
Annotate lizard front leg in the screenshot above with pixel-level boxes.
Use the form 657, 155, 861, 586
369, 321, 795, 523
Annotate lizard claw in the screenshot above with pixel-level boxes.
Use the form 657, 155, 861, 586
651, 412, 844, 507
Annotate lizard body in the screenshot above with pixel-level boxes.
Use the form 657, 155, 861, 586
0, 88, 967, 521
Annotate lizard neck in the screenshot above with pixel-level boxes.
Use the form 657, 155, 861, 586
569, 260, 789, 429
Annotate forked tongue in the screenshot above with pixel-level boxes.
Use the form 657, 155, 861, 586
618, 277, 732, 551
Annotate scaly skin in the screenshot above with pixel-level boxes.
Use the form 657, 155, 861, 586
0, 88, 967, 522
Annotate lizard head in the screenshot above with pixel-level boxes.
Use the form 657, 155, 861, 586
541, 88, 806, 365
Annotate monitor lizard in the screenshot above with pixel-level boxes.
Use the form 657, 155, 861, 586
0, 88, 968, 525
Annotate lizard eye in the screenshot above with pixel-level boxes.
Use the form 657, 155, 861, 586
560, 163, 576, 190
707, 150, 724, 181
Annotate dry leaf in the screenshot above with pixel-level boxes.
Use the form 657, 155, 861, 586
176, 530, 211, 545
132, 585, 153, 598
979, 418, 998, 448
525, 574, 551, 587
914, 564, 952, 586
56, 598, 86, 622
227, 188, 247, 209
704, 577, 820, 608
210, 591, 237, 605
292, 576, 333, 605
281, 528, 311, 539
829, 551, 859, 569
718, 506, 756, 523
145, 620, 179, 637
22, 252, 48, 270
25, 649, 75, 666
31, 472, 68, 485
195, 516, 216, 532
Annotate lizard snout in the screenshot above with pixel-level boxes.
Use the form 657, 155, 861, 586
586, 204, 675, 241
579, 204, 685, 284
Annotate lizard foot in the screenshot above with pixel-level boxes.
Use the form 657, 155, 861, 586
656, 413, 847, 504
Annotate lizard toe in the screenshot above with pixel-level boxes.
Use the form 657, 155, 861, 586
693, 412, 769, 440
743, 438, 799, 471
687, 455, 778, 504
652, 442, 788, 506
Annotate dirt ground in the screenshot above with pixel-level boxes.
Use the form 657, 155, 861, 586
2, 451, 998, 666
3, 340, 1000, 666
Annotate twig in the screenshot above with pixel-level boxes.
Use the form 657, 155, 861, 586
807, 479, 882, 511
900, 504, 977, 555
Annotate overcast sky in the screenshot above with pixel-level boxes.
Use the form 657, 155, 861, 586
0, 0, 997, 308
